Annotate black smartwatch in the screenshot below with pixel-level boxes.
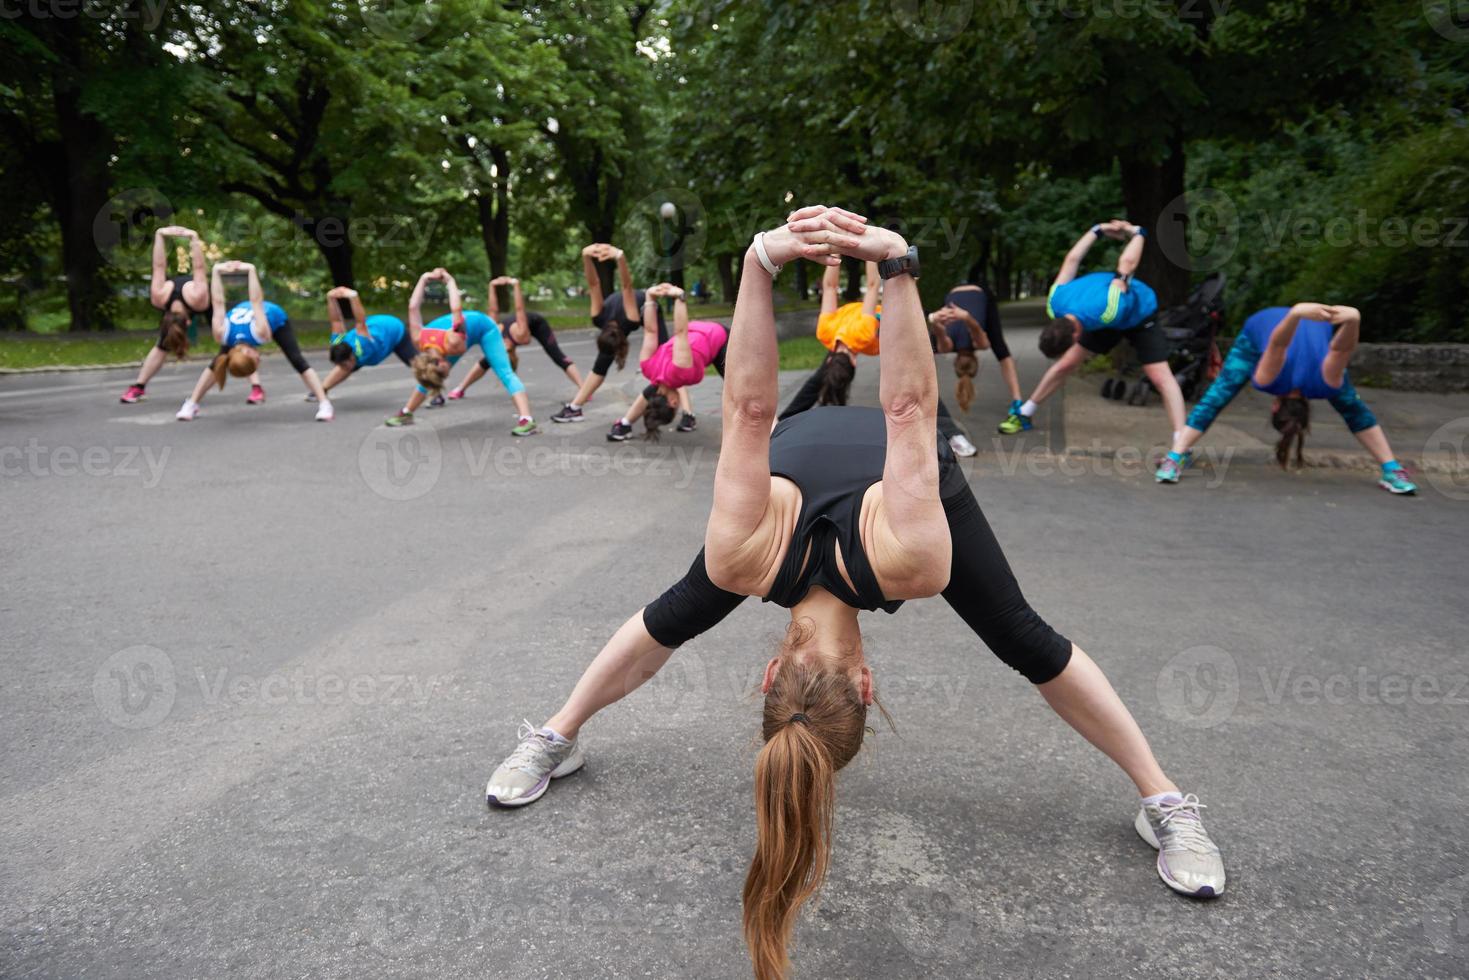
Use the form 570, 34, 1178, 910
878, 245, 920, 281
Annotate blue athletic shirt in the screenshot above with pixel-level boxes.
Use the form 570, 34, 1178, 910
421, 310, 523, 397
1047, 272, 1158, 331
334, 314, 405, 367
1241, 306, 1343, 399
224, 301, 286, 348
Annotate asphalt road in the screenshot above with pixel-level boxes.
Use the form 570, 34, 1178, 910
2, 328, 1467, 979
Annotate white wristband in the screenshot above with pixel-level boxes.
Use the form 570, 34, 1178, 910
752, 233, 782, 277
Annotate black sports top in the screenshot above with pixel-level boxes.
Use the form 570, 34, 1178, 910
763, 406, 959, 614
167, 274, 210, 315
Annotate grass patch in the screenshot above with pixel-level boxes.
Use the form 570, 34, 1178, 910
778, 334, 828, 371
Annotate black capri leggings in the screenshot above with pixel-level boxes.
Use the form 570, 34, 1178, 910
642, 480, 1072, 685
490, 312, 574, 373
270, 321, 312, 374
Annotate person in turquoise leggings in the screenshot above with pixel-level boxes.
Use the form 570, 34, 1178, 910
385, 268, 537, 436
1156, 302, 1416, 494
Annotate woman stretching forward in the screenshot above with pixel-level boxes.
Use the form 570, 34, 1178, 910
1155, 303, 1416, 493
385, 269, 536, 435
486, 207, 1225, 980
606, 283, 728, 441
174, 262, 333, 422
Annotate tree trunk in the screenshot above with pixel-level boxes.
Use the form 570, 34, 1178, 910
1120, 135, 1189, 308
301, 214, 354, 286
717, 252, 737, 304
794, 260, 808, 302
841, 256, 861, 301
50, 59, 116, 332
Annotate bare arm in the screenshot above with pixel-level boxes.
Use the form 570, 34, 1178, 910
407, 270, 435, 338
490, 276, 530, 344
861, 260, 880, 318
1115, 222, 1146, 279
612, 245, 639, 324
325, 286, 346, 334
667, 287, 692, 369
442, 270, 464, 330
820, 262, 841, 317
1254, 302, 1331, 388
243, 262, 269, 339
209, 262, 230, 339
1320, 305, 1361, 389
582, 244, 606, 320
1055, 225, 1103, 287
638, 287, 665, 365
327, 286, 369, 337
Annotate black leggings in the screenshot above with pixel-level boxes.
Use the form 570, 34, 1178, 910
643, 480, 1072, 685
780, 362, 965, 440
494, 313, 574, 372
947, 286, 1010, 362
271, 321, 312, 374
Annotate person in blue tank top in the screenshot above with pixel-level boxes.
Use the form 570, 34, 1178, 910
383, 268, 537, 435
318, 286, 420, 402
998, 220, 1187, 442
174, 261, 334, 422
1155, 303, 1416, 493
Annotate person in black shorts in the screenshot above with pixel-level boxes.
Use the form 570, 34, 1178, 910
444, 275, 583, 405
550, 242, 690, 424
998, 219, 1185, 439
485, 206, 1225, 980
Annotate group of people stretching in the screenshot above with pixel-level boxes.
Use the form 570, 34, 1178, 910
123, 221, 1415, 496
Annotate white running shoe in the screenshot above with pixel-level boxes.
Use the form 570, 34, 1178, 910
949, 433, 978, 457
315, 399, 334, 422
1135, 793, 1226, 897
176, 401, 199, 421
486, 720, 584, 808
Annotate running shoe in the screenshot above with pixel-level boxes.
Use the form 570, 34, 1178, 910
486, 721, 585, 808
427, 393, 446, 409
1379, 466, 1417, 495
1134, 793, 1226, 898
677, 412, 697, 433
120, 384, 146, 404
997, 411, 1032, 435
246, 384, 265, 405
175, 401, 199, 421
385, 411, 414, 427
949, 433, 978, 458
304, 392, 318, 403
551, 403, 584, 423
315, 400, 334, 422
1155, 450, 1191, 484
447, 388, 466, 401
512, 417, 539, 437
607, 420, 634, 442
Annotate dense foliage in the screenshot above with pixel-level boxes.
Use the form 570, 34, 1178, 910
2, 0, 1465, 339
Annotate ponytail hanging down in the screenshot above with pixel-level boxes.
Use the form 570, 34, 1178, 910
1271, 397, 1311, 469
743, 653, 872, 980
954, 351, 979, 412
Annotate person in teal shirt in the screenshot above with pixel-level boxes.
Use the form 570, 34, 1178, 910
998, 220, 1186, 441
319, 287, 420, 398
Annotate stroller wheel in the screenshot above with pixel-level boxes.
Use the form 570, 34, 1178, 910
1101, 378, 1117, 399
1111, 378, 1127, 401
1128, 380, 1151, 406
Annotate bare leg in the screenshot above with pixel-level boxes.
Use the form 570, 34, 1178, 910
1143, 361, 1187, 435
997, 355, 1022, 403
1037, 646, 1177, 797
1352, 424, 1395, 466
452, 361, 487, 395
511, 391, 532, 419
299, 367, 329, 404
564, 363, 585, 388
623, 393, 649, 425
570, 372, 605, 407
134, 346, 168, 386
677, 387, 694, 417
186, 366, 214, 406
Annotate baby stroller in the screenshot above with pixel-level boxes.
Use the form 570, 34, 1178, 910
1100, 271, 1226, 405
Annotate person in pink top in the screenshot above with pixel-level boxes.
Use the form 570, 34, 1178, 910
607, 283, 731, 441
